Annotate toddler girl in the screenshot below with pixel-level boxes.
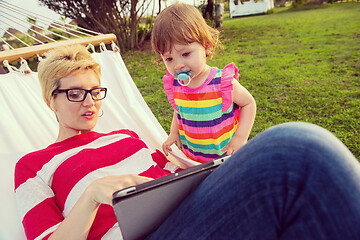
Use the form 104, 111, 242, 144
151, 3, 256, 163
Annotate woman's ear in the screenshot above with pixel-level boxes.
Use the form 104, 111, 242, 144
48, 99, 59, 122
48, 98, 56, 112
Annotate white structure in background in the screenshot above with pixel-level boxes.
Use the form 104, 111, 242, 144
229, 0, 274, 18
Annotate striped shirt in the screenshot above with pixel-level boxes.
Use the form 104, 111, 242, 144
14, 130, 175, 240
163, 63, 241, 163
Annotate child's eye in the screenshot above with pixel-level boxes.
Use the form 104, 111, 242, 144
182, 52, 190, 57
165, 57, 173, 62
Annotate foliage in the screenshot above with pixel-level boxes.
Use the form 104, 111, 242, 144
14, 34, 35, 48
198, 0, 214, 19
292, 0, 309, 7
290, 0, 357, 7
39, 0, 153, 51
122, 3, 360, 159
50, 28, 66, 41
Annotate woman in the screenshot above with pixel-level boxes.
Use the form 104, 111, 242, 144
15, 45, 178, 239
15, 45, 360, 240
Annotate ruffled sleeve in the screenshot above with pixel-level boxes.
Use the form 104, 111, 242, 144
163, 70, 179, 112
221, 63, 239, 112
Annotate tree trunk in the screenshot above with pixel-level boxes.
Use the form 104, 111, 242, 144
158, 0, 162, 15
205, 0, 214, 20
129, 0, 138, 49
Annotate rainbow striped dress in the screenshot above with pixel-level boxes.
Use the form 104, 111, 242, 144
163, 63, 240, 163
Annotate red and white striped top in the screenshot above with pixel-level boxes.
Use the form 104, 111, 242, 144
14, 130, 176, 240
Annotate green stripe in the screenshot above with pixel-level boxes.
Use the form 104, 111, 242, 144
177, 103, 222, 115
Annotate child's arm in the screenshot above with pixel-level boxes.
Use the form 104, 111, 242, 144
222, 79, 256, 155
162, 110, 182, 156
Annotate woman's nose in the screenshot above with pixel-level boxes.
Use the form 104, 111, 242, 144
82, 93, 95, 106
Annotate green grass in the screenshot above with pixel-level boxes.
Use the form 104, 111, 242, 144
122, 2, 360, 159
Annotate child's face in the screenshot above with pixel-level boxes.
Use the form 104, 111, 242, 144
161, 42, 208, 82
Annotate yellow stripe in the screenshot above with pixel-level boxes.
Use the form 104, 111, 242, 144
175, 97, 222, 108
179, 124, 238, 145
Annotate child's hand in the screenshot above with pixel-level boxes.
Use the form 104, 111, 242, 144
162, 133, 182, 156
222, 136, 247, 155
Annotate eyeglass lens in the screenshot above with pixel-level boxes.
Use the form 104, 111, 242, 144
68, 89, 106, 102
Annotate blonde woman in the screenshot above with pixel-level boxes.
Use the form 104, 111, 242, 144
15, 45, 178, 239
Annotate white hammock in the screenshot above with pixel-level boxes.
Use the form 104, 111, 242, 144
0, 42, 196, 239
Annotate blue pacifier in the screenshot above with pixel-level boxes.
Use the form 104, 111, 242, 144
174, 70, 194, 86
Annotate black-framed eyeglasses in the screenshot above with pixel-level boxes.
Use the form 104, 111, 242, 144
52, 87, 107, 102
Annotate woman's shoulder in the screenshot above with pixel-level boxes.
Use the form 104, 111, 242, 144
16, 130, 139, 166
14, 129, 142, 188
17, 144, 57, 166
15, 147, 56, 189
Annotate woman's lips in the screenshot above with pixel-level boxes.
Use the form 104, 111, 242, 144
82, 111, 95, 119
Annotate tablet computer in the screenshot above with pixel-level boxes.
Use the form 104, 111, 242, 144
112, 156, 229, 240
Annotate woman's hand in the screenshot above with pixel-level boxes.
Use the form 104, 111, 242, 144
49, 174, 153, 240
162, 132, 182, 156
85, 174, 153, 206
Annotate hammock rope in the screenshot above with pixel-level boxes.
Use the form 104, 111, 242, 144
0, 0, 99, 37
0, 0, 116, 64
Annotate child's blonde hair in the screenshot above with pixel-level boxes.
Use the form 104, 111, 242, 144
151, 3, 220, 58
38, 44, 101, 107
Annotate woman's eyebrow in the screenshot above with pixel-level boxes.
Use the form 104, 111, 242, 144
61, 84, 100, 89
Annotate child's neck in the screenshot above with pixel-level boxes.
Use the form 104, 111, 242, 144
186, 65, 211, 88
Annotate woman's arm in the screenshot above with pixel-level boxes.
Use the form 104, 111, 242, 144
48, 175, 152, 240
222, 79, 256, 155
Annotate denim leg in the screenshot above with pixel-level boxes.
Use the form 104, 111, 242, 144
146, 122, 360, 240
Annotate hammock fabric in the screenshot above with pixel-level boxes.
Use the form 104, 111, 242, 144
0, 44, 195, 240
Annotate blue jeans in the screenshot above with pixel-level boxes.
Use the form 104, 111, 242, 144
146, 122, 360, 239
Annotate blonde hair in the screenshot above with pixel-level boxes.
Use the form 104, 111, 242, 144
38, 44, 101, 106
151, 3, 220, 58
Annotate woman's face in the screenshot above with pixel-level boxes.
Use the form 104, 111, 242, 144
51, 68, 102, 141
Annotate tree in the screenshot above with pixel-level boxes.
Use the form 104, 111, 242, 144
157, 0, 162, 15
199, 0, 214, 26
204, 0, 214, 20
39, 0, 153, 51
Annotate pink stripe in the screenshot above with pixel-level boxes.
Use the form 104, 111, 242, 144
52, 137, 148, 210
16, 129, 172, 240
173, 84, 220, 94
22, 197, 63, 240
179, 115, 238, 134
173, 67, 219, 94
15, 130, 138, 189
88, 205, 117, 240
183, 150, 213, 163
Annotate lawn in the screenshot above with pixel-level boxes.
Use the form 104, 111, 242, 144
122, 2, 360, 159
